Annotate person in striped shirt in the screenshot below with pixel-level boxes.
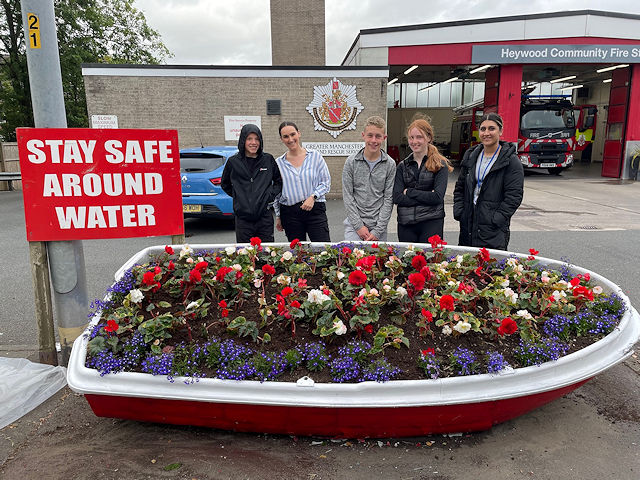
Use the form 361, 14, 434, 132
274, 121, 331, 242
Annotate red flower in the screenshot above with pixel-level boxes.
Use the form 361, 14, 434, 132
235, 271, 243, 280
421, 308, 434, 323
439, 295, 455, 311
250, 237, 262, 247
195, 261, 208, 272
408, 272, 425, 291
221, 309, 229, 318
281, 286, 294, 297
189, 269, 202, 283
298, 278, 308, 288
342, 247, 352, 255
570, 277, 581, 287
479, 247, 490, 262
218, 300, 227, 308
497, 317, 518, 336
356, 255, 376, 271
474, 266, 482, 276
411, 255, 427, 271
167, 260, 175, 271
529, 248, 539, 256
262, 264, 275, 275
322, 288, 331, 296
154, 266, 162, 275
371, 243, 378, 249
215, 256, 221, 263
428, 234, 447, 249
164, 245, 174, 255
216, 266, 233, 282
583, 273, 591, 282
573, 286, 594, 301
142, 271, 156, 285
421, 348, 435, 357
420, 266, 432, 281
348, 270, 367, 286
364, 324, 374, 334
290, 238, 300, 249
104, 319, 119, 333
290, 300, 301, 308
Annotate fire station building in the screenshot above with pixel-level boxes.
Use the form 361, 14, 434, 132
81, 9, 640, 185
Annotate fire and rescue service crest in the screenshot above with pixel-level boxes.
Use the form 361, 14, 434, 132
306, 78, 363, 138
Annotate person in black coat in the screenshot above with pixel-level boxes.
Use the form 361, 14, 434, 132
393, 118, 453, 243
221, 124, 282, 243
453, 113, 524, 250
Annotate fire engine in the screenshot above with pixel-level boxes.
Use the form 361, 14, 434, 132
450, 96, 597, 175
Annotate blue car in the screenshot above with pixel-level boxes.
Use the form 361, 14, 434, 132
180, 146, 238, 219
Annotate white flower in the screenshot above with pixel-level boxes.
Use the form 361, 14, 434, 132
593, 285, 603, 295
453, 321, 471, 334
552, 290, 567, 301
179, 244, 193, 259
442, 325, 453, 336
501, 278, 510, 288
369, 288, 379, 297
129, 289, 144, 304
447, 280, 457, 287
238, 248, 248, 255
507, 258, 519, 268
225, 246, 236, 256
254, 278, 263, 288
282, 251, 293, 261
320, 250, 328, 256
186, 257, 194, 264
276, 274, 291, 285
266, 309, 272, 316
186, 301, 199, 310
358, 288, 368, 297
353, 248, 365, 258
456, 255, 464, 266
232, 263, 242, 271
333, 320, 347, 335
264, 246, 271, 253
396, 286, 407, 297
516, 309, 533, 320
336, 271, 345, 280
271, 251, 277, 257
307, 289, 330, 304
258, 297, 267, 306
504, 287, 519, 303
383, 284, 391, 292
541, 271, 551, 283
558, 279, 570, 289
382, 278, 389, 285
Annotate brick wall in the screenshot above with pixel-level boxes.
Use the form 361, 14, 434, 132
270, 0, 325, 66
84, 69, 388, 198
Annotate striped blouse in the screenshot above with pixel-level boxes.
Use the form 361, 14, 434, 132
273, 149, 331, 217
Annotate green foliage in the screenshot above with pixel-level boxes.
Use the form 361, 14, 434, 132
226, 316, 259, 341
369, 325, 409, 355
0, 0, 172, 140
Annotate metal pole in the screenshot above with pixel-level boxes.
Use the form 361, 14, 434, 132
21, 0, 88, 365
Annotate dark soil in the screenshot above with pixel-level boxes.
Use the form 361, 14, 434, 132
119, 265, 607, 383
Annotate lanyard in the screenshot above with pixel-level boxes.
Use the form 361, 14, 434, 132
476, 146, 500, 190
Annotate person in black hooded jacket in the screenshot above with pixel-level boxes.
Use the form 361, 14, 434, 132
453, 113, 524, 250
221, 124, 282, 243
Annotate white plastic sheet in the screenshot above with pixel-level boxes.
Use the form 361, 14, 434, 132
0, 357, 67, 430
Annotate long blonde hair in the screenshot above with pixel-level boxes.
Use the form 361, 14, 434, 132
407, 118, 453, 173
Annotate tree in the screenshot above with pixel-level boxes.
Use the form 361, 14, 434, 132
0, 0, 171, 140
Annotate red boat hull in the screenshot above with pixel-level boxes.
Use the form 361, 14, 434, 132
85, 379, 588, 437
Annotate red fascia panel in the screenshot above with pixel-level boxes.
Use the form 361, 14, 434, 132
625, 65, 640, 141
389, 37, 640, 65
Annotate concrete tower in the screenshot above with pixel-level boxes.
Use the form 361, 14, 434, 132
270, 0, 325, 66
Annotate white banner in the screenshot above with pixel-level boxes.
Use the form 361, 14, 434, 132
303, 142, 364, 156
224, 116, 262, 141
90, 115, 118, 129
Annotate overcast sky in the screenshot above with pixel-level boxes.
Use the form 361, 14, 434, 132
134, 0, 640, 66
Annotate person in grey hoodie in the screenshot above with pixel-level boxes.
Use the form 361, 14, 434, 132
342, 116, 397, 241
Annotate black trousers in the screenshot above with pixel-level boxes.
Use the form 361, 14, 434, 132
280, 201, 330, 242
398, 217, 444, 243
234, 210, 274, 243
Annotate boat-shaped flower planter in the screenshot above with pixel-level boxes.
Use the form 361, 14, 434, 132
67, 243, 640, 438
